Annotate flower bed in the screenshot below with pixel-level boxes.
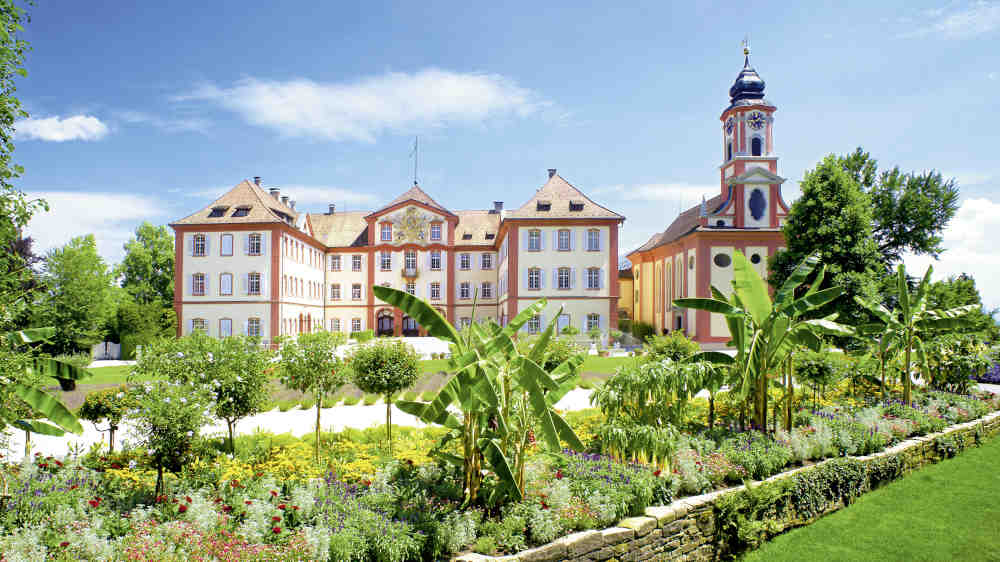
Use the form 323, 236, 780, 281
1, 389, 997, 561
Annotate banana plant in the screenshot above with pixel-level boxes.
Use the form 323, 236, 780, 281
1, 327, 85, 444
855, 264, 975, 404
374, 286, 584, 506
854, 308, 901, 400
675, 252, 854, 431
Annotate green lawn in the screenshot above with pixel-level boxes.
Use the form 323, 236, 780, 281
742, 435, 1000, 562
72, 365, 161, 385
419, 355, 630, 375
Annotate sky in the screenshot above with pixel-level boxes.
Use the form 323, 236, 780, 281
12, 1, 1000, 308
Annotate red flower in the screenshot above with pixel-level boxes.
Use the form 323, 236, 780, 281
222, 505, 233, 513
54, 460, 63, 467
363, 479, 372, 487
69, 485, 78, 490
272, 526, 282, 534
178, 504, 188, 513
39, 463, 48, 468
653, 470, 662, 477
110, 463, 121, 469
272, 515, 281, 522
255, 472, 264, 478
270, 490, 278, 497
245, 500, 252, 505
541, 500, 549, 510
59, 541, 69, 548
277, 504, 286, 510
87, 499, 100, 508
214, 498, 223, 503
185, 496, 192, 503
555, 469, 563, 480
291, 505, 300, 511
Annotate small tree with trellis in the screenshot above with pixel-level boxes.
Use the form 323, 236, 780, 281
349, 339, 420, 454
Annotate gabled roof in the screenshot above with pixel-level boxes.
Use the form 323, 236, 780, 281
308, 211, 369, 247
368, 183, 452, 217
455, 210, 501, 246
629, 193, 725, 255
726, 167, 786, 185
506, 173, 624, 220
170, 180, 298, 226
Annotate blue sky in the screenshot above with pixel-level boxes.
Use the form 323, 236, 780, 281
14, 1, 1000, 307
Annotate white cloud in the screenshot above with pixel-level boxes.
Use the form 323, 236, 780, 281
15, 115, 109, 142
899, 1, 1000, 39
989, 71, 998, 80
116, 110, 209, 133
594, 182, 717, 202
272, 185, 378, 207
176, 68, 544, 142
905, 197, 1000, 311
25, 191, 169, 265
954, 171, 992, 187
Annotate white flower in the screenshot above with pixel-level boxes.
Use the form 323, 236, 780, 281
177, 352, 185, 358
115, 392, 124, 399
164, 398, 171, 404
187, 431, 194, 437
207, 353, 214, 361
180, 397, 187, 404
128, 460, 137, 469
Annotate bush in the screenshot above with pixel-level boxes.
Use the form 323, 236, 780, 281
351, 329, 375, 343
362, 394, 379, 406
642, 331, 700, 362
350, 340, 421, 451
77, 385, 137, 452
631, 321, 655, 341
720, 431, 793, 479
343, 395, 361, 406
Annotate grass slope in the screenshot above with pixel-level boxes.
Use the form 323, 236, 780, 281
742, 435, 1000, 562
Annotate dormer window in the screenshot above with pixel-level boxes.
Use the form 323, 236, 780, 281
208, 206, 228, 218
569, 201, 584, 212
462, 233, 472, 240
232, 206, 250, 218
536, 201, 551, 212
485, 233, 495, 240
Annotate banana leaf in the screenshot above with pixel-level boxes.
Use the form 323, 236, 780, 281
11, 384, 83, 434
373, 286, 460, 344
13, 419, 66, 436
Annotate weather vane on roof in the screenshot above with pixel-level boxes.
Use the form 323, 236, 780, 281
409, 136, 419, 186
742, 35, 751, 56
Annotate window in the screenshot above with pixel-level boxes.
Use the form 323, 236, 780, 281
481, 282, 493, 299
587, 313, 600, 331
352, 284, 362, 300
247, 318, 261, 338
330, 255, 341, 271
352, 254, 362, 271
208, 206, 228, 218
558, 267, 571, 290
351, 318, 362, 333
220, 273, 233, 296
528, 229, 541, 251
430, 223, 442, 241
688, 256, 695, 270
232, 206, 250, 218
557, 314, 570, 332
751, 137, 763, 156
380, 251, 392, 271
330, 284, 341, 300
460, 317, 472, 329
536, 201, 551, 212
380, 222, 392, 241
558, 229, 571, 251
193, 234, 206, 257
569, 201, 584, 212
528, 268, 541, 290
248, 272, 261, 295
430, 250, 441, 271
586, 267, 601, 289
221, 234, 233, 256
248, 233, 262, 256
191, 318, 207, 333
480, 253, 493, 270
192, 273, 206, 296
726, 142, 732, 161
405, 250, 417, 271
527, 315, 541, 334
406, 282, 416, 296
430, 282, 441, 300
220, 318, 233, 338
713, 253, 732, 268
460, 282, 471, 300
587, 229, 600, 251
462, 233, 472, 240
331, 318, 341, 332
460, 253, 471, 270
750, 253, 762, 264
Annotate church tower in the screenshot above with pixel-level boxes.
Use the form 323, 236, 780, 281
715, 42, 786, 229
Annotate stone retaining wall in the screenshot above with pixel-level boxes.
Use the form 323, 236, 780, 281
455, 410, 1000, 562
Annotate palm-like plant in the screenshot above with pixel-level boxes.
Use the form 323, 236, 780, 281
376, 286, 584, 506
855, 264, 976, 404
675, 252, 853, 431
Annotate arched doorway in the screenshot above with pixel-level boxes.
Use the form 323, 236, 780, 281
401, 315, 419, 337
376, 309, 394, 336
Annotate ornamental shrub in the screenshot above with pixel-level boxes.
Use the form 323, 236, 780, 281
349, 339, 420, 452
642, 330, 700, 363
78, 384, 137, 452
279, 330, 348, 462
211, 336, 274, 455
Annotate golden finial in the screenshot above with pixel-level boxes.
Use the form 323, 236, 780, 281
742, 35, 751, 56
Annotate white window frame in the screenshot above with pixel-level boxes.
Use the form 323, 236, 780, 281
528, 268, 541, 290
481, 282, 493, 299
587, 313, 600, 331
527, 315, 540, 334
351, 318, 362, 332
587, 267, 600, 290
405, 250, 417, 270
191, 318, 207, 333
193, 234, 207, 257
219, 318, 233, 338
352, 254, 362, 272
380, 251, 392, 271
430, 282, 441, 300
558, 229, 571, 251
331, 318, 341, 332
330, 254, 341, 271
248, 272, 261, 296
247, 318, 261, 338
460, 281, 471, 300
430, 223, 442, 241
558, 267, 571, 290
528, 230, 541, 251
587, 229, 600, 251
406, 282, 416, 296
430, 250, 441, 270
480, 253, 493, 270
380, 223, 392, 241
460, 253, 471, 270
331, 284, 341, 300
352, 284, 362, 300
220, 234, 233, 256
192, 273, 206, 296
248, 233, 262, 256
220, 273, 233, 296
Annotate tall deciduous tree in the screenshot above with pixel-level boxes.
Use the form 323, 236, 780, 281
837, 147, 959, 266
925, 273, 998, 342
35, 234, 115, 354
769, 155, 883, 322
116, 222, 175, 306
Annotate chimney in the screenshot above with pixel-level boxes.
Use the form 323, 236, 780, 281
269, 188, 280, 200
328, 204, 336, 215
253, 176, 262, 186
491, 201, 503, 214
289, 200, 296, 210
281, 195, 289, 206
547, 168, 557, 179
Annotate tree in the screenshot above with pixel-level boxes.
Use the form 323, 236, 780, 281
213, 336, 273, 455
642, 331, 700, 363
116, 222, 174, 306
855, 264, 975, 404
35, 235, 114, 354
678, 252, 854, 431
279, 330, 348, 462
925, 274, 998, 342
105, 296, 176, 358
349, 339, 421, 454
837, 147, 959, 266
78, 384, 137, 452
769, 155, 883, 323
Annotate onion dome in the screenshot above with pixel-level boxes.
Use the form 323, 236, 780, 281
729, 54, 766, 105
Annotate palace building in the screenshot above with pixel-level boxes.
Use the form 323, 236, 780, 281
627, 49, 789, 347
170, 170, 624, 343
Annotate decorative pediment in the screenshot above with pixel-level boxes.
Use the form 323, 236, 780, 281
383, 205, 440, 244
726, 167, 785, 185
